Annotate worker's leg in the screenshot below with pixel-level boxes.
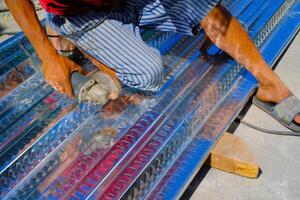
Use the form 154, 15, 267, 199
45, 12, 163, 93
138, 0, 300, 123
200, 5, 300, 124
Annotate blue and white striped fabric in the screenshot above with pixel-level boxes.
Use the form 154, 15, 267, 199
46, 0, 220, 91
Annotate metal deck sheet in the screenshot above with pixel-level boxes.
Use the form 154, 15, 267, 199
0, 0, 299, 199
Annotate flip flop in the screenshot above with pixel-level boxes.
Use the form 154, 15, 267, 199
252, 95, 300, 132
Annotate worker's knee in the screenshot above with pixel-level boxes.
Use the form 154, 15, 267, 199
140, 60, 163, 91
120, 50, 163, 91
200, 5, 233, 45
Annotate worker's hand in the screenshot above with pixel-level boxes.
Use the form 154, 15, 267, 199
42, 54, 83, 97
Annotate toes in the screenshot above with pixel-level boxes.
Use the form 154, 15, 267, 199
294, 114, 300, 125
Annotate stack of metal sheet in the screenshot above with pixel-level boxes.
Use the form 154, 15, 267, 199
0, 0, 299, 199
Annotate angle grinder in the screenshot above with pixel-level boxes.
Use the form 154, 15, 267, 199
28, 51, 120, 105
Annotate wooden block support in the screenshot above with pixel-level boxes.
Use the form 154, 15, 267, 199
206, 133, 259, 178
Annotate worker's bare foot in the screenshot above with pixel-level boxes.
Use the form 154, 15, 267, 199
256, 83, 300, 124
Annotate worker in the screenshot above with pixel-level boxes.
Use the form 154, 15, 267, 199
5, 0, 300, 131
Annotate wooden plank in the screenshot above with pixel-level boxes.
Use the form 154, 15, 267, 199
206, 133, 259, 178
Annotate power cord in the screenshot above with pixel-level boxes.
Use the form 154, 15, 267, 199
0, 7, 42, 13
237, 116, 300, 137
0, 31, 18, 35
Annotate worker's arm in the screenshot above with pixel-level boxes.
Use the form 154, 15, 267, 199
5, 0, 82, 97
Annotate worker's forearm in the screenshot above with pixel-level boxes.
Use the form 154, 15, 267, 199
5, 0, 58, 61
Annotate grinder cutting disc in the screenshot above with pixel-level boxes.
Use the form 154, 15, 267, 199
76, 71, 121, 105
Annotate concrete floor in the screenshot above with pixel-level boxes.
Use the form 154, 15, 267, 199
190, 33, 300, 200
0, 1, 43, 42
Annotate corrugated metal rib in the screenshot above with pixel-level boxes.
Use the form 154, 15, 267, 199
0, 0, 299, 199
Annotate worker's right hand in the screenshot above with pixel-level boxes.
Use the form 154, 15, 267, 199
41, 54, 83, 98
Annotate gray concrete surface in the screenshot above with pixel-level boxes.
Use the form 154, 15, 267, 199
190, 33, 300, 200
0, 0, 43, 42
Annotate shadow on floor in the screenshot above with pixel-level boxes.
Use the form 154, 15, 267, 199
180, 166, 212, 200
